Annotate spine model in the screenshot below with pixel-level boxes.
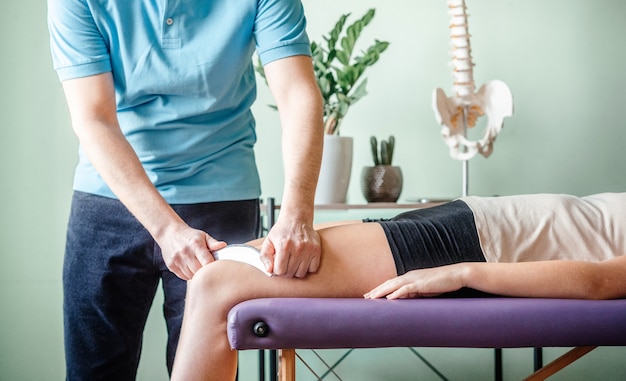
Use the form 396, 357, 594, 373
433, 0, 514, 161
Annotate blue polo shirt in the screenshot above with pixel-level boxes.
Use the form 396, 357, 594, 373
48, 0, 311, 203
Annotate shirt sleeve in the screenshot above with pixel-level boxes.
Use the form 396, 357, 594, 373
47, 0, 112, 81
254, 0, 311, 66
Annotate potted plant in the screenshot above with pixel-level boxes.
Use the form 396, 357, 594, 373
361, 135, 403, 203
256, 9, 389, 204
256, 8, 389, 135
311, 9, 390, 135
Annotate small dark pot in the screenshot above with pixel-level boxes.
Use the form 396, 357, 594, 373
360, 165, 403, 203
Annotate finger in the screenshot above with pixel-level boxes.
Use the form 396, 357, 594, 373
166, 259, 192, 281
201, 235, 225, 266
173, 266, 192, 281
294, 256, 313, 278
172, 270, 188, 281
272, 249, 289, 277
196, 244, 214, 266
196, 250, 214, 266
206, 235, 227, 251
259, 239, 276, 274
365, 280, 394, 298
387, 283, 438, 299
307, 253, 321, 273
364, 278, 403, 299
280, 250, 297, 277
364, 287, 386, 299
386, 285, 416, 300
187, 258, 203, 276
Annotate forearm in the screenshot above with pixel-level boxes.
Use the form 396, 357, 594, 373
69, 98, 218, 279
463, 259, 626, 300
267, 55, 324, 222
62, 74, 186, 242
63, 74, 224, 280
76, 120, 186, 240
260, 55, 324, 276
279, 101, 323, 222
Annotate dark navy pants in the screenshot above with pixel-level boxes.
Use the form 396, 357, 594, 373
63, 191, 260, 380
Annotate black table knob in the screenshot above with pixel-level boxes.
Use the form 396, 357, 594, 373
253, 321, 270, 337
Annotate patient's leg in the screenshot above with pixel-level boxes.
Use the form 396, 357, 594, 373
171, 222, 395, 381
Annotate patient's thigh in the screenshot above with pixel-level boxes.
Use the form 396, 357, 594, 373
311, 222, 396, 294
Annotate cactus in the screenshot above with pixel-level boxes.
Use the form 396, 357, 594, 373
370, 135, 395, 165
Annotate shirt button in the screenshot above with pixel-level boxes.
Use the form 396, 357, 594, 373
166, 18, 174, 26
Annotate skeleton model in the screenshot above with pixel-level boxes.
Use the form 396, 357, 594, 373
432, 0, 513, 164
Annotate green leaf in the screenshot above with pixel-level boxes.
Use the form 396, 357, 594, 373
370, 136, 380, 165
387, 135, 395, 164
348, 78, 368, 103
255, 8, 389, 135
340, 9, 375, 64
334, 67, 350, 90
381, 141, 390, 165
328, 14, 349, 51
336, 93, 351, 116
355, 40, 390, 67
341, 29, 357, 61
361, 8, 376, 25
335, 50, 349, 66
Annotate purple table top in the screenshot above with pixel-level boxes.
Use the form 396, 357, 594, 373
228, 297, 626, 350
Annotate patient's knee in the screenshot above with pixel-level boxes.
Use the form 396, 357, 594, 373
186, 261, 242, 311
189, 261, 230, 292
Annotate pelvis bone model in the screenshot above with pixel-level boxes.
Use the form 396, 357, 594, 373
432, 0, 514, 161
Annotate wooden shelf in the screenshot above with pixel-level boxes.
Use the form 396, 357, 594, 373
263, 199, 451, 212
311, 201, 448, 210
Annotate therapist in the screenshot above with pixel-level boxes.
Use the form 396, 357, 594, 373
47, 0, 323, 379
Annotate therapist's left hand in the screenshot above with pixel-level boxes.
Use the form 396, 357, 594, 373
260, 219, 321, 278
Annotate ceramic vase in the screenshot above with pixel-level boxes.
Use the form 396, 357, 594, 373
360, 165, 403, 203
315, 135, 353, 204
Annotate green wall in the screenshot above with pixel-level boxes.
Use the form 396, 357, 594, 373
1, 0, 624, 380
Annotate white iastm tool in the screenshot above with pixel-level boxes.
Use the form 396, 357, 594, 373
213, 244, 272, 276
432, 0, 513, 162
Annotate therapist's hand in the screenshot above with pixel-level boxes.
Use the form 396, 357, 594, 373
260, 219, 321, 278
158, 223, 227, 280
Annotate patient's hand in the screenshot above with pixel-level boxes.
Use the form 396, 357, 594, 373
260, 219, 321, 278
364, 263, 467, 299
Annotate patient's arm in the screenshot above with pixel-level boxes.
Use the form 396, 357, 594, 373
366, 256, 626, 300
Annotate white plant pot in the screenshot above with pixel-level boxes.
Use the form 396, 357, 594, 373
315, 135, 353, 204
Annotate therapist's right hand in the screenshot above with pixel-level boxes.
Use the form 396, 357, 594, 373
158, 224, 227, 280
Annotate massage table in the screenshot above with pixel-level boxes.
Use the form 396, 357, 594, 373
228, 296, 626, 381
232, 199, 626, 380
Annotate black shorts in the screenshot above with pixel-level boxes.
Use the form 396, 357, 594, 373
369, 200, 485, 275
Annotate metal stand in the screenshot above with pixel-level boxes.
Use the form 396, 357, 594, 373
462, 159, 469, 197
533, 348, 543, 371
462, 106, 470, 197
494, 349, 502, 381
267, 198, 278, 381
